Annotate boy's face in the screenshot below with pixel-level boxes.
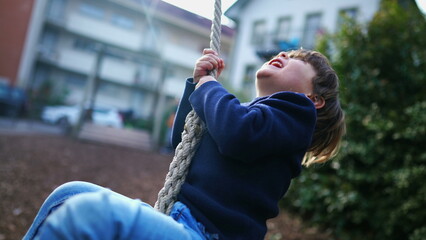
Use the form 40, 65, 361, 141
255, 52, 316, 97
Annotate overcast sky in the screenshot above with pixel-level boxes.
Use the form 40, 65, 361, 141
161, 0, 237, 26
416, 0, 426, 14
162, 0, 426, 24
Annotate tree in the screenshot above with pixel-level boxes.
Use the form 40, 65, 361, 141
283, 1, 426, 239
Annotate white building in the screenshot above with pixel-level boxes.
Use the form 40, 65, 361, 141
19, 0, 234, 119
225, 0, 380, 98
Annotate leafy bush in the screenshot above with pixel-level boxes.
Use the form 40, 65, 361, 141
29, 80, 70, 119
125, 118, 153, 132
282, 1, 426, 239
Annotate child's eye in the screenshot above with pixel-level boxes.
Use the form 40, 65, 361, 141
293, 57, 305, 62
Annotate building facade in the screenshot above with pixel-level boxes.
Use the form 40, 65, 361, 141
0, 0, 35, 86
225, 0, 380, 98
15, 0, 234, 119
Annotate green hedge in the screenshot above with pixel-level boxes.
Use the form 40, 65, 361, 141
282, 1, 426, 239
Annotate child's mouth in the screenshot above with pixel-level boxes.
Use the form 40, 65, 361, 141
269, 59, 283, 68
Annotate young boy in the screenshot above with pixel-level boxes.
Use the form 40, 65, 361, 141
24, 48, 345, 240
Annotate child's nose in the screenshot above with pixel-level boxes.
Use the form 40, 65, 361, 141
278, 52, 289, 59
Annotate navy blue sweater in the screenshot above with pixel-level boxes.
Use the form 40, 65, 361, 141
172, 79, 316, 240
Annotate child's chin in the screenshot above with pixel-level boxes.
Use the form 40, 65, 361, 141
256, 68, 275, 79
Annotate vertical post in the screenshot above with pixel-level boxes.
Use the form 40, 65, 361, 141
151, 63, 168, 151
72, 44, 104, 138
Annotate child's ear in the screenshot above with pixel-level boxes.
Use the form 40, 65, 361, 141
307, 95, 325, 109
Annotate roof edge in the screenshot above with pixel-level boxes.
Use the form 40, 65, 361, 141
224, 0, 251, 21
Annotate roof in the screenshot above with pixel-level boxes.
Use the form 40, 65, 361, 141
224, 0, 251, 21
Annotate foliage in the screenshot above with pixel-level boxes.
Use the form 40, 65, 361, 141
29, 80, 69, 119
282, 1, 426, 239
125, 118, 153, 132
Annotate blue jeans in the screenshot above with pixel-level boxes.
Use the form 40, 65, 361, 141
23, 181, 217, 240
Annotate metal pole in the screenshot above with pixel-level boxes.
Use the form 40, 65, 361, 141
72, 44, 104, 138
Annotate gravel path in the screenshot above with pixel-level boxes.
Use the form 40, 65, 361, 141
0, 133, 330, 240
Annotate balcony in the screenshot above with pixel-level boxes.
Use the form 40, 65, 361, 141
162, 43, 200, 69
38, 46, 139, 86
100, 58, 137, 85
253, 32, 301, 60
66, 13, 143, 51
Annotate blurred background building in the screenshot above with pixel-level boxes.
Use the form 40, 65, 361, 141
2, 0, 422, 147
225, 0, 381, 98
0, 0, 234, 120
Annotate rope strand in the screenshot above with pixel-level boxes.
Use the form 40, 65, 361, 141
154, 0, 222, 214
209, 0, 222, 78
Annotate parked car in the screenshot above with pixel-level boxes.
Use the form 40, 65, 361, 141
41, 105, 123, 129
0, 83, 27, 117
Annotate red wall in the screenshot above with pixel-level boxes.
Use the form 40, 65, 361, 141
0, 0, 35, 86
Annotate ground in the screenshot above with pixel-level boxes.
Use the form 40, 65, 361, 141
0, 133, 331, 240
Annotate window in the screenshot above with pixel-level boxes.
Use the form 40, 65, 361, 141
111, 14, 135, 29
41, 29, 59, 49
337, 8, 358, 29
275, 17, 291, 41
341, 8, 358, 19
40, 29, 59, 58
143, 26, 160, 51
130, 0, 145, 4
33, 66, 50, 90
104, 51, 126, 61
243, 65, 256, 85
66, 73, 86, 88
99, 82, 127, 96
73, 38, 98, 53
47, 0, 67, 20
79, 2, 105, 19
136, 63, 161, 89
302, 13, 322, 49
251, 20, 266, 46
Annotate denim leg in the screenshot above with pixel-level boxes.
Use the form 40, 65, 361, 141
23, 181, 107, 240
33, 190, 201, 240
170, 202, 219, 240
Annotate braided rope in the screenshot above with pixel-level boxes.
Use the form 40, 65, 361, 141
209, 0, 222, 78
154, 0, 222, 214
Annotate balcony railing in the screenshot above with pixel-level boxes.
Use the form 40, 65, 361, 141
253, 31, 301, 60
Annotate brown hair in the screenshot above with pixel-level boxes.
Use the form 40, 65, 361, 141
288, 49, 346, 166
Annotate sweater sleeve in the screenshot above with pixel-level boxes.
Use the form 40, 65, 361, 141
189, 80, 316, 162
171, 78, 196, 148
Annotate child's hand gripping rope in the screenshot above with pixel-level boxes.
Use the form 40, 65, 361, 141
193, 48, 225, 88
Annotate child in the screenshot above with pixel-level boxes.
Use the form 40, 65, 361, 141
24, 48, 345, 240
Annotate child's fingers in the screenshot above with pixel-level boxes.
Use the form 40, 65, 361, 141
197, 60, 216, 72
198, 55, 221, 70
194, 60, 216, 80
203, 48, 218, 56
199, 52, 220, 61
217, 60, 225, 76
198, 57, 224, 76
194, 49, 224, 82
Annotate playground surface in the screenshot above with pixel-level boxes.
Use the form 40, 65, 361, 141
0, 132, 330, 240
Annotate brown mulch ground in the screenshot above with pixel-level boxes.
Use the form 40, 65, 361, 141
0, 133, 331, 240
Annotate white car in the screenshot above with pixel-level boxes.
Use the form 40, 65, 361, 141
41, 105, 123, 129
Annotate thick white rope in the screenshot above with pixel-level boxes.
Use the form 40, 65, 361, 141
154, 0, 222, 214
